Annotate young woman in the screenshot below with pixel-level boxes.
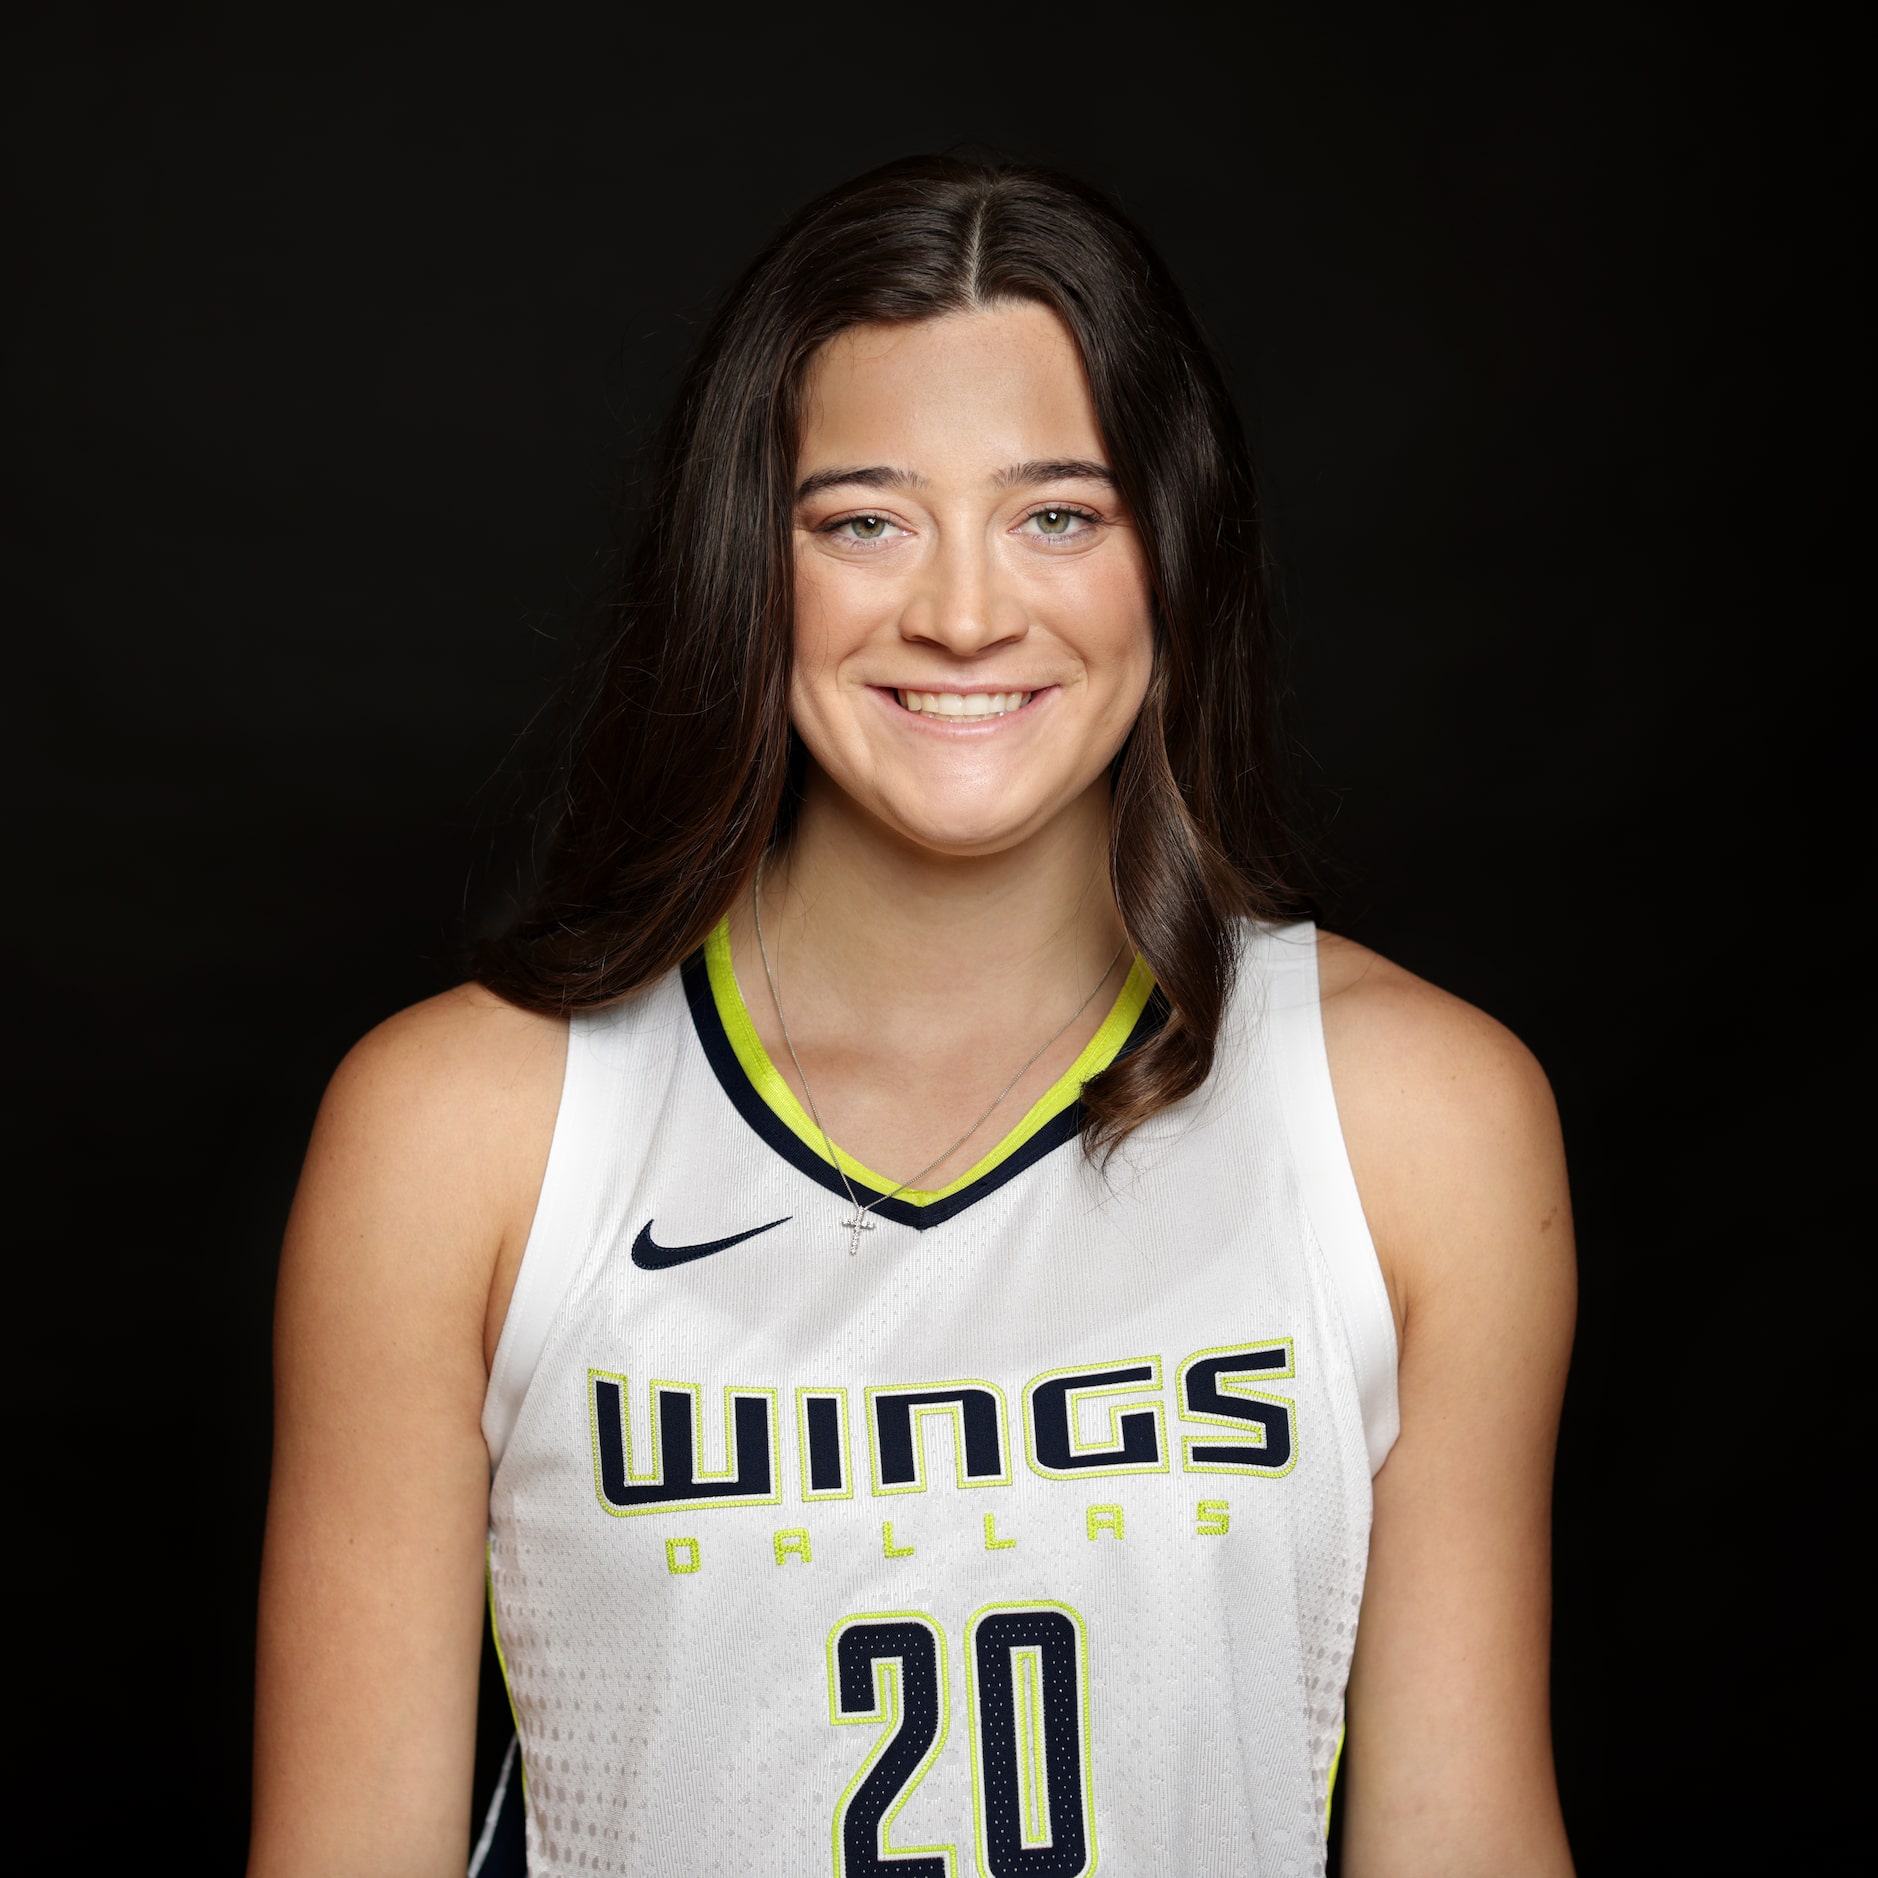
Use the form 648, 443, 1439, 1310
251, 157, 1576, 1877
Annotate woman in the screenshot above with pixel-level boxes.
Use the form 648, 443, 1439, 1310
251, 156, 1576, 1876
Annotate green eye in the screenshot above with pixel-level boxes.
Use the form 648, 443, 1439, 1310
848, 515, 888, 538
1036, 508, 1072, 534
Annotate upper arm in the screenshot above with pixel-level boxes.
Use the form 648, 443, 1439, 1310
249, 985, 563, 1876
1320, 936, 1577, 1876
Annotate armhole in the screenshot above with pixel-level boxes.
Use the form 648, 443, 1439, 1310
481, 1010, 610, 1474
1259, 921, 1401, 1475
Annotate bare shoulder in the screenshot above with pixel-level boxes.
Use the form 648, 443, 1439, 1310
1313, 931, 1571, 1326
293, 984, 568, 1310
1314, 930, 1556, 1121
329, 980, 567, 1114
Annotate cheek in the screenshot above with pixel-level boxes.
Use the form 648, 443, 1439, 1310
790, 556, 873, 688
790, 560, 831, 668
1075, 561, 1156, 703
787, 562, 864, 750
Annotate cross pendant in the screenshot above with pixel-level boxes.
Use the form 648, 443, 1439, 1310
841, 1213, 876, 1258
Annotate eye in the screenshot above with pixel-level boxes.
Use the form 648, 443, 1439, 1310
819, 511, 905, 545
1019, 504, 1100, 540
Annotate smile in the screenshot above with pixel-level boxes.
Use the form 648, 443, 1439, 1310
894, 690, 1034, 719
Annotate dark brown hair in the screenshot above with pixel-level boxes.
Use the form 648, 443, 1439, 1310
478, 154, 1307, 1153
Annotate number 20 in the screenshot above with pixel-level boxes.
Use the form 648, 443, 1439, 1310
827, 1602, 1096, 1878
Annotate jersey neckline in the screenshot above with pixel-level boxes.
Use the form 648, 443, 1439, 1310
680, 919, 1160, 1230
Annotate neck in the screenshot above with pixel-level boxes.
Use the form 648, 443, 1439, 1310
742, 765, 1127, 1024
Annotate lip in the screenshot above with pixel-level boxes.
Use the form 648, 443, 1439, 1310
867, 683, 1055, 731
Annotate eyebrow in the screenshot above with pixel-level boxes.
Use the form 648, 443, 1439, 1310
794, 465, 926, 501
993, 458, 1116, 490
793, 458, 1116, 502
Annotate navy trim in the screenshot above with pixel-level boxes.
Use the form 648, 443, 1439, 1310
681, 948, 1164, 1231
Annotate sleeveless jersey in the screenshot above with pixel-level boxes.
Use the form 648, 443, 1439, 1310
482, 919, 1397, 1877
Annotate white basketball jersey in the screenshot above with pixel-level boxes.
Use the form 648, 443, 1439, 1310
482, 919, 1397, 1877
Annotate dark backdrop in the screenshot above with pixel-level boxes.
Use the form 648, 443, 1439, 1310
8, 4, 1859, 1870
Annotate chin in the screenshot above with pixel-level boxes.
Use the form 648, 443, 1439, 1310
874, 792, 1056, 859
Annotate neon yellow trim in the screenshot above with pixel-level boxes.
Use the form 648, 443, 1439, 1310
797, 1386, 856, 1502
586, 1369, 782, 1518
1017, 1648, 1043, 1842
1020, 1356, 1170, 1481
704, 919, 1155, 1205
963, 1600, 1098, 1875
485, 1544, 525, 1801
865, 1379, 1013, 1495
825, 1612, 956, 1877
1175, 1339, 1300, 1481
1326, 1724, 1346, 1837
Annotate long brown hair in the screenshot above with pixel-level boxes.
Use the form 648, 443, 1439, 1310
477, 155, 1308, 1153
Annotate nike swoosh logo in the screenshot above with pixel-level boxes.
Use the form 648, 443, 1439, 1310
631, 1216, 791, 1271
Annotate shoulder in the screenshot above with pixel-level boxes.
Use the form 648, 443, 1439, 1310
306, 983, 568, 1267
1313, 930, 1556, 1131
1309, 930, 1571, 1331
325, 981, 567, 1130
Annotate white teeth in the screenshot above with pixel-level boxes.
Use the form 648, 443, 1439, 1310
895, 690, 1033, 718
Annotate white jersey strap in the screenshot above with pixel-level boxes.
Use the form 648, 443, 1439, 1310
1256, 922, 1401, 1473
482, 1007, 630, 1472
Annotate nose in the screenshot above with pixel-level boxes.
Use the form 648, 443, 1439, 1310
898, 530, 1030, 656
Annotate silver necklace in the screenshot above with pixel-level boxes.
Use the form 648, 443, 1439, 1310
752, 864, 1127, 1256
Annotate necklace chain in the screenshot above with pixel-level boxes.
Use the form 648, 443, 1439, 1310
752, 862, 1127, 1255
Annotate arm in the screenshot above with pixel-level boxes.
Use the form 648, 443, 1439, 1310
249, 986, 563, 1876
1320, 936, 1577, 1877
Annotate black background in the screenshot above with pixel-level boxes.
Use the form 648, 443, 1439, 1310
8, 4, 1860, 1869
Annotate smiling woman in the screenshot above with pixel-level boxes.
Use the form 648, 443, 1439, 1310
252, 157, 1576, 1878
472, 157, 1300, 1158
788, 309, 1153, 866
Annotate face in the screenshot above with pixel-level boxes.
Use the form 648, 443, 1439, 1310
789, 301, 1155, 858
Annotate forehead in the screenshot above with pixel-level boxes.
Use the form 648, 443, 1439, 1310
795, 302, 1105, 472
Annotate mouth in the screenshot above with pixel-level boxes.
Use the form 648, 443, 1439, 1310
892, 688, 1036, 720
